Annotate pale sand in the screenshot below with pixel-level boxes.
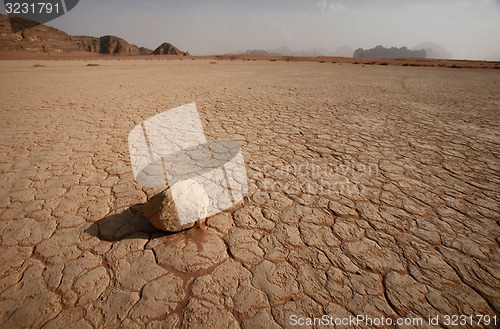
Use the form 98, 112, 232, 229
0, 59, 499, 328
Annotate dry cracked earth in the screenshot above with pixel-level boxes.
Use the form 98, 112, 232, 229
0, 59, 499, 328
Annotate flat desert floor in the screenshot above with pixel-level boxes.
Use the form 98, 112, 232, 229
0, 59, 499, 328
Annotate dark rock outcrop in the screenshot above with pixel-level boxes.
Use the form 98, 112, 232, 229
95, 35, 152, 55
152, 42, 189, 56
353, 45, 426, 59
70, 35, 152, 55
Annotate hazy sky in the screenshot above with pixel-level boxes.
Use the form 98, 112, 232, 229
3, 0, 500, 59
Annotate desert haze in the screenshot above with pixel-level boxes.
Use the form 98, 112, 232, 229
0, 57, 499, 328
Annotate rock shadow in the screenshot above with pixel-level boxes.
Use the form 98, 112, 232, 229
85, 203, 174, 242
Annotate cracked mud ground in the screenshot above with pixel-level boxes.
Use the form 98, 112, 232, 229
0, 60, 499, 328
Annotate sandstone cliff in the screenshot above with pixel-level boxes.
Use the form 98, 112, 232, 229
0, 14, 186, 56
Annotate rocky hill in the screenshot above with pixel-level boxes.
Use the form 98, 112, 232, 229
152, 42, 189, 56
0, 13, 186, 56
71, 35, 152, 55
353, 45, 426, 59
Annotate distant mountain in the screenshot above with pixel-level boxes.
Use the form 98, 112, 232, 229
245, 49, 270, 56
273, 46, 293, 56
244, 45, 347, 57
298, 47, 331, 57
0, 13, 187, 56
353, 45, 426, 59
331, 45, 354, 57
413, 42, 452, 59
242, 45, 355, 58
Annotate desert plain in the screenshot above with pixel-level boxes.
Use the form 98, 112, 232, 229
0, 59, 499, 328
